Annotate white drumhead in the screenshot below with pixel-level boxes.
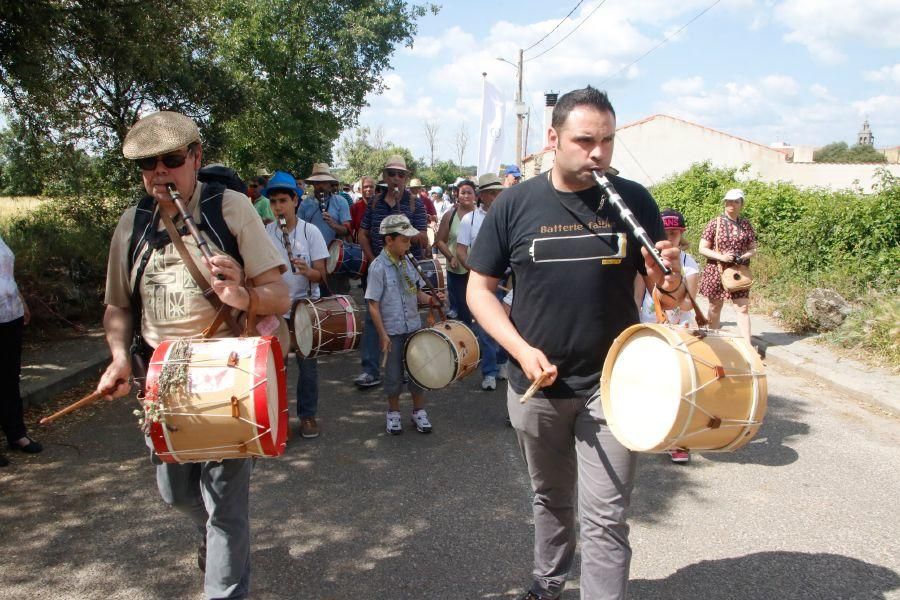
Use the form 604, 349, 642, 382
293, 301, 315, 357
607, 331, 682, 451
405, 329, 456, 389
326, 240, 342, 274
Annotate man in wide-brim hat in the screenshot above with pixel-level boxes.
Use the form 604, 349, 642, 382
299, 163, 352, 293
353, 154, 429, 389
97, 110, 289, 600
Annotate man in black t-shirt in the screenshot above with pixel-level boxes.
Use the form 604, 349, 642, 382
467, 87, 686, 600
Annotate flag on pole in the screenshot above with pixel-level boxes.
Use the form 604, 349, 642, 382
477, 77, 506, 177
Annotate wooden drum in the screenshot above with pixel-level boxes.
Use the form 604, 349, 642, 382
601, 324, 767, 453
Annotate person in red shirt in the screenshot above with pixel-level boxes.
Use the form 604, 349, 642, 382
349, 176, 375, 243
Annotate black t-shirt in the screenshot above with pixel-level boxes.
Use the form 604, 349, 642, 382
467, 171, 665, 399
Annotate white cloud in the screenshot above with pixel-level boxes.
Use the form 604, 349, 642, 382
774, 0, 900, 63
661, 76, 705, 96
864, 64, 900, 85
761, 74, 799, 96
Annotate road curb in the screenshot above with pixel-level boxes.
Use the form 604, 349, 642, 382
21, 346, 110, 409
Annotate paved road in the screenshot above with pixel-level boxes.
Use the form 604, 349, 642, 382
1, 351, 898, 599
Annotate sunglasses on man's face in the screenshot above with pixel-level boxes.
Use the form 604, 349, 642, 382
136, 152, 190, 171
384, 169, 407, 178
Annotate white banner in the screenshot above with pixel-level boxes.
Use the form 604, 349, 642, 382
477, 78, 506, 177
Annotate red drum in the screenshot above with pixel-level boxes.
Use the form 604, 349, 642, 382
326, 240, 368, 278
144, 336, 288, 463
291, 295, 363, 358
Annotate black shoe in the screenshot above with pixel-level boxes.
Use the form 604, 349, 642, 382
753, 340, 767, 359
198, 539, 207, 573
518, 592, 556, 600
9, 437, 43, 454
0, 453, 8, 467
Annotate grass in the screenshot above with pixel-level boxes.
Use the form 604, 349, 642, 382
0, 196, 48, 221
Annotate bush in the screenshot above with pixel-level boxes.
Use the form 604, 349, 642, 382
2, 195, 132, 333
652, 163, 900, 367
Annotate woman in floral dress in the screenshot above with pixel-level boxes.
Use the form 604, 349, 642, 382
698, 188, 758, 352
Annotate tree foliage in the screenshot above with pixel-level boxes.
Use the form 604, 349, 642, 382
813, 141, 886, 163
0, 0, 437, 195
336, 127, 421, 183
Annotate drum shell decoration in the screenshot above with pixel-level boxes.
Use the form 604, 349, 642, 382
290, 295, 362, 358
146, 336, 288, 463
601, 324, 767, 453
326, 240, 368, 278
404, 319, 480, 390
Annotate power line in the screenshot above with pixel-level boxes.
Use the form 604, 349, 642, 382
525, 0, 609, 63
523, 1, 585, 54
600, 0, 723, 86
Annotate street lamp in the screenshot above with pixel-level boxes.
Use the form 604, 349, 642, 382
496, 50, 526, 169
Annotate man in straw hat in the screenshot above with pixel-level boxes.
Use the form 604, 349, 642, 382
466, 87, 685, 600
300, 162, 352, 294
353, 154, 428, 388
97, 110, 289, 600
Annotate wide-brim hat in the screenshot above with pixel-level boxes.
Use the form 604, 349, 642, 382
477, 173, 504, 192
305, 163, 338, 183
409, 178, 424, 188
379, 214, 419, 236
383, 154, 409, 172
122, 111, 200, 160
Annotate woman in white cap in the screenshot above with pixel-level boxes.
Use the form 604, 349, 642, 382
698, 188, 759, 353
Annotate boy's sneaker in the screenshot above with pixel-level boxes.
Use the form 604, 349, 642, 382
354, 372, 381, 388
300, 417, 320, 438
482, 375, 497, 391
411, 410, 432, 433
497, 363, 509, 380
669, 448, 690, 463
386, 411, 402, 435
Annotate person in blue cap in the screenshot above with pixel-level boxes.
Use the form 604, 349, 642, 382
264, 171, 329, 439
503, 164, 522, 187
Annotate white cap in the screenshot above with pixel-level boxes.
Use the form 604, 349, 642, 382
724, 188, 744, 201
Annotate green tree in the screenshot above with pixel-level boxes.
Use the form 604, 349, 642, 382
336, 127, 421, 183
0, 0, 244, 195
211, 0, 438, 177
418, 160, 462, 188
814, 141, 886, 163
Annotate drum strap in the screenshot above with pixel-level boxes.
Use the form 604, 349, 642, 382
159, 209, 242, 337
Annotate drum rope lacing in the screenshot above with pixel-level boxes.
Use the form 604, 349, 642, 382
665, 333, 764, 444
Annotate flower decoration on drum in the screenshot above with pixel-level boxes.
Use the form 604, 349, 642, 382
134, 383, 166, 435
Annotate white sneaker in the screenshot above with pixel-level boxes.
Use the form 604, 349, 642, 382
497, 363, 509, 380
386, 411, 402, 435
482, 375, 497, 391
411, 410, 433, 433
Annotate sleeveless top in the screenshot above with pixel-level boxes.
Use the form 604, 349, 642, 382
447, 209, 470, 275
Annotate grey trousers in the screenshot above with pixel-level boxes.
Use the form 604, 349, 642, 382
507, 387, 637, 600
156, 458, 254, 600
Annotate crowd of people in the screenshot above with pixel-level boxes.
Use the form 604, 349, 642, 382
0, 85, 763, 600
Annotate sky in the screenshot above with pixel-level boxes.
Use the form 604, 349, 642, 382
341, 0, 900, 167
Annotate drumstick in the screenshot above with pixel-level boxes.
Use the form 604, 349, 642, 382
39, 378, 127, 424
519, 371, 551, 404
40, 390, 104, 425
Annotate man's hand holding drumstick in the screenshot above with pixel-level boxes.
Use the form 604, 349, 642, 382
466, 270, 557, 401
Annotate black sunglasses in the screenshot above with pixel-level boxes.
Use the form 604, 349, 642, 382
384, 169, 407, 178
136, 152, 190, 171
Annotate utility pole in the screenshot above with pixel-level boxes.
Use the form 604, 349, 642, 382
515, 48, 524, 169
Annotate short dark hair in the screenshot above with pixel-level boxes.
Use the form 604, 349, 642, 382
457, 179, 477, 193
551, 86, 615, 130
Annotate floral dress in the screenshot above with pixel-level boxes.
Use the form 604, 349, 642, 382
699, 215, 757, 301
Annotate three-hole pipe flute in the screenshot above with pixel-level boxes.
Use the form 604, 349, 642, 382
166, 183, 226, 280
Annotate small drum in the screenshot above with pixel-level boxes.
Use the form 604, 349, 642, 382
237, 314, 291, 360
601, 324, 767, 453
326, 240, 368, 278
404, 320, 480, 390
416, 258, 445, 307
145, 336, 288, 463
291, 295, 362, 358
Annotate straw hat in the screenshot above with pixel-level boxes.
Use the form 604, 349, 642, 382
409, 178, 424, 188
305, 163, 338, 183
383, 155, 409, 172
122, 111, 200, 160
